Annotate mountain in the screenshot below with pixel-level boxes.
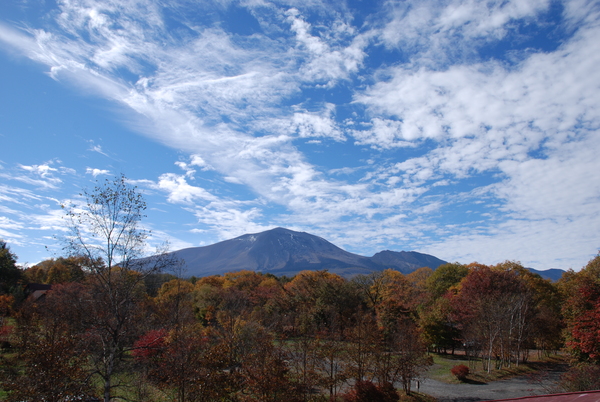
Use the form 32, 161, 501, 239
526, 268, 565, 282
370, 250, 447, 274
169, 227, 448, 278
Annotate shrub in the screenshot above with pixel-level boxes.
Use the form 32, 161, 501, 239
559, 363, 600, 392
451, 364, 470, 381
341, 380, 399, 402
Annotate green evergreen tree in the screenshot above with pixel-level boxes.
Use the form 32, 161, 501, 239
0, 241, 22, 295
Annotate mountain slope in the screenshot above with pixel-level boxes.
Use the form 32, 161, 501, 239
170, 227, 447, 278
370, 250, 448, 274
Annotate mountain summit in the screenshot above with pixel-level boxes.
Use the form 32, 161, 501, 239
169, 227, 447, 278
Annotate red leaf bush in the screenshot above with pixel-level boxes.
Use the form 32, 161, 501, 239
132, 329, 168, 359
451, 364, 470, 381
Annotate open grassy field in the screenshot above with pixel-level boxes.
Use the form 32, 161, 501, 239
427, 350, 568, 384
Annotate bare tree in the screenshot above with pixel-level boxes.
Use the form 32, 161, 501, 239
63, 174, 174, 402
64, 174, 149, 270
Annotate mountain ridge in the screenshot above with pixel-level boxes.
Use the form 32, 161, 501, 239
163, 227, 564, 281
169, 227, 446, 278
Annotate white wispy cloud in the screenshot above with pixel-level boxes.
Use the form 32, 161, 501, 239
1, 0, 599, 269
154, 173, 218, 205
291, 105, 345, 141
351, 118, 414, 149
89, 144, 110, 157
0, 180, 68, 254
19, 163, 58, 177
0, 163, 64, 189
191, 204, 269, 242
379, 0, 552, 66
86, 168, 111, 177
0, 216, 24, 233
286, 7, 368, 85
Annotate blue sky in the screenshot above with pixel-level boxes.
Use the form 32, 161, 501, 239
1, 0, 599, 271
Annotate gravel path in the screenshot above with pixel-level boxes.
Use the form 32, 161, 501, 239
417, 366, 565, 401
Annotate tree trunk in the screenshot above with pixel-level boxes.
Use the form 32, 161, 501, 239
103, 376, 111, 402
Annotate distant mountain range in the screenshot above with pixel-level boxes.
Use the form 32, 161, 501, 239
169, 227, 446, 278
525, 268, 564, 282
163, 227, 564, 280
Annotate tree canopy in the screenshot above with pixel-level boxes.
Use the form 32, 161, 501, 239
3, 176, 599, 399
0, 241, 21, 295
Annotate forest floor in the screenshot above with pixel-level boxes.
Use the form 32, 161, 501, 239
416, 352, 568, 401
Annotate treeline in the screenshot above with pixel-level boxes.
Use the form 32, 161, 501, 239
2, 244, 600, 401
2, 176, 600, 401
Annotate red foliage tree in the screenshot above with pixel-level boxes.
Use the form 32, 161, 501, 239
132, 328, 168, 359
135, 326, 230, 402
2, 284, 96, 402
3, 334, 94, 402
561, 255, 600, 362
452, 264, 535, 372
568, 299, 600, 360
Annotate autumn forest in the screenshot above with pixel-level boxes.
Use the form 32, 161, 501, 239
1, 176, 600, 402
